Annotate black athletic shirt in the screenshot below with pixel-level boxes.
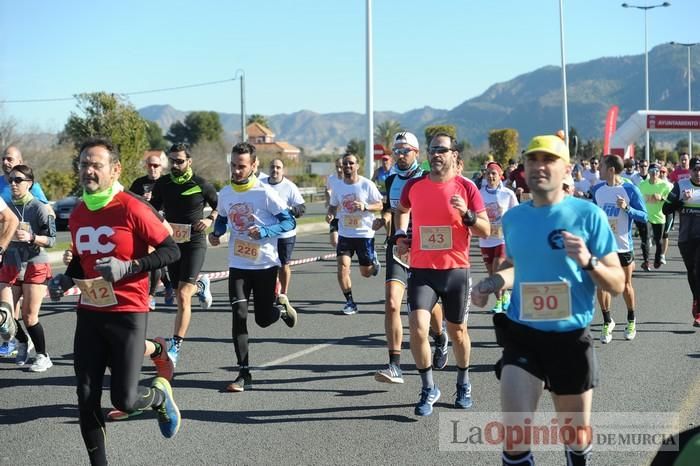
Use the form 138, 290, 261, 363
130, 175, 159, 196
150, 173, 218, 244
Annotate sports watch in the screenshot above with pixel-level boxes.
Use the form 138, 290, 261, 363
582, 256, 599, 271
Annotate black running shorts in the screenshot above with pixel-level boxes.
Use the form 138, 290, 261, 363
168, 241, 207, 285
336, 236, 376, 266
407, 268, 470, 324
277, 236, 297, 265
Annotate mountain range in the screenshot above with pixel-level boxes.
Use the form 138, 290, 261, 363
139, 43, 700, 154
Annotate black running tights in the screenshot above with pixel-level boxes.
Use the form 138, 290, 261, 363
678, 241, 700, 301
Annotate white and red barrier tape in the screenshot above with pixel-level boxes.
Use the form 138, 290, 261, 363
48, 252, 338, 299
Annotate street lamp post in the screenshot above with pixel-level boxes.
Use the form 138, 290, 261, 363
670, 41, 699, 157
559, 0, 569, 146
621, 2, 671, 161
235, 69, 246, 143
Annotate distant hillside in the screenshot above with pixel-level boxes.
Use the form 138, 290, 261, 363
140, 44, 699, 153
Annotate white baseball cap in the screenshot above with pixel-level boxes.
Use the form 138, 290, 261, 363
393, 131, 419, 150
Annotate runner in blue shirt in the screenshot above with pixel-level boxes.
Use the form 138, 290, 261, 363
0, 147, 49, 204
471, 135, 624, 466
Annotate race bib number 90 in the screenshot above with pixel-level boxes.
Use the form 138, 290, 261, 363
519, 282, 572, 321
419, 226, 452, 250
233, 238, 260, 260
75, 278, 118, 308
171, 223, 192, 243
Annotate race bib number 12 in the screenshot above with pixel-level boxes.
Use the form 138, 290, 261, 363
75, 278, 118, 308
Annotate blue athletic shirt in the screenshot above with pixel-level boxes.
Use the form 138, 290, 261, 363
503, 196, 617, 331
590, 180, 647, 253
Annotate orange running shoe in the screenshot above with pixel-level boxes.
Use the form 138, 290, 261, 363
152, 337, 174, 381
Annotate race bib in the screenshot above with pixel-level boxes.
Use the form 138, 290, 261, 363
419, 226, 452, 250
171, 223, 192, 243
490, 223, 503, 239
13, 222, 32, 242
233, 238, 260, 261
75, 278, 118, 308
608, 218, 617, 234
343, 215, 362, 229
519, 282, 572, 321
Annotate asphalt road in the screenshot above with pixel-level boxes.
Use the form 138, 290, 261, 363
2, 226, 699, 466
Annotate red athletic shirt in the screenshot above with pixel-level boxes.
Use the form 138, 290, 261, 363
400, 175, 485, 269
69, 191, 170, 312
669, 168, 690, 183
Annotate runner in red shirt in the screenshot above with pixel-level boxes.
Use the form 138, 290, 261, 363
395, 132, 490, 416
48, 138, 182, 465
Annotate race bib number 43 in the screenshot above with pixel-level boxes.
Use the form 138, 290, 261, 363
519, 281, 572, 321
233, 238, 260, 260
419, 226, 452, 250
171, 223, 192, 243
75, 278, 118, 308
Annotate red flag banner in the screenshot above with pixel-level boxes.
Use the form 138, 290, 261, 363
603, 105, 619, 154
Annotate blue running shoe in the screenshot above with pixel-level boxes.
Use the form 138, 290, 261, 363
455, 383, 472, 409
414, 385, 441, 416
164, 285, 175, 306
432, 332, 449, 370
371, 254, 381, 277
166, 338, 180, 367
152, 377, 181, 438
0, 339, 17, 357
0, 303, 17, 342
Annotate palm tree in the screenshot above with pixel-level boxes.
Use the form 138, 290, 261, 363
247, 114, 270, 128
374, 120, 403, 150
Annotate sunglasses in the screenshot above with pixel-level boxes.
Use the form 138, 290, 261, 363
8, 177, 29, 184
428, 146, 451, 155
392, 148, 413, 156
342, 162, 356, 166
168, 158, 188, 166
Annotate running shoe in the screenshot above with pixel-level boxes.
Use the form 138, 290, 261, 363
225, 371, 253, 392
152, 377, 181, 438
152, 337, 174, 380
277, 294, 298, 328
197, 275, 213, 310
432, 332, 449, 370
454, 383, 473, 409
149, 297, 156, 311
107, 409, 145, 421
374, 364, 404, 384
414, 385, 441, 416
653, 258, 661, 269
660, 255, 667, 265
0, 340, 17, 358
694, 315, 700, 328
490, 296, 503, 314
600, 320, 615, 344
371, 254, 381, 277
164, 285, 175, 306
15, 340, 34, 366
29, 353, 53, 372
166, 338, 180, 367
641, 261, 650, 272
342, 301, 358, 315
624, 320, 637, 341
501, 290, 511, 310
0, 308, 17, 342
693, 300, 699, 319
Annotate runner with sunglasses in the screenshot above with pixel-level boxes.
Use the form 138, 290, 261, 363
130, 152, 175, 308
373, 132, 449, 385
395, 132, 489, 416
150, 143, 218, 367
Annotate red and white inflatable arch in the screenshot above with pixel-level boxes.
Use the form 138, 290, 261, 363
609, 110, 700, 159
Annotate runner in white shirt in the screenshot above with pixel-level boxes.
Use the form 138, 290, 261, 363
478, 162, 518, 313
209, 143, 298, 393
262, 158, 305, 296
0, 196, 20, 345
327, 152, 383, 315
325, 158, 344, 248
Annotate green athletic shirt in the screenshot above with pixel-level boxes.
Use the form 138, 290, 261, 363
638, 179, 672, 224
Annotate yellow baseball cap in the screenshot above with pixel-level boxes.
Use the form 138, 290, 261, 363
523, 135, 570, 163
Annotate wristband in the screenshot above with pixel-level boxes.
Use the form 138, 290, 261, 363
207, 214, 216, 221
462, 209, 477, 226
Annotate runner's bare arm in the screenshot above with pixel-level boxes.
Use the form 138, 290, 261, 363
0, 208, 19, 251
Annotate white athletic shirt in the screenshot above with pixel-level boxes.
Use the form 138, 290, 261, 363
330, 176, 382, 239
262, 177, 305, 239
478, 184, 519, 248
216, 182, 288, 270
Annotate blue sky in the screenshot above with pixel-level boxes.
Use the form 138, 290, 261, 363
1, 0, 697, 132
